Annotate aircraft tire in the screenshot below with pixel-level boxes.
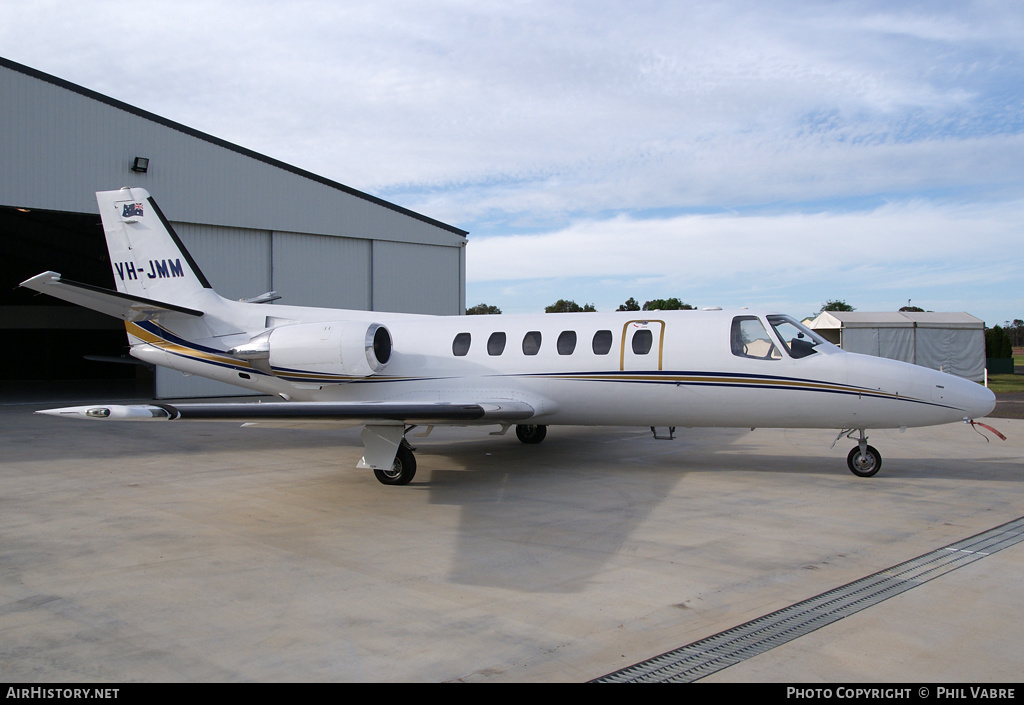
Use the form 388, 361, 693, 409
847, 445, 881, 477
373, 444, 417, 485
516, 424, 547, 444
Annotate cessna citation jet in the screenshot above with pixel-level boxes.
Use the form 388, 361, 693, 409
22, 188, 996, 485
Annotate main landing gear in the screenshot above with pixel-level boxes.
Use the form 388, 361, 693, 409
515, 424, 547, 444
836, 429, 882, 477
372, 425, 547, 486
373, 440, 417, 486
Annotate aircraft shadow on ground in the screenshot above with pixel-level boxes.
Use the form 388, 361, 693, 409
10, 410, 1020, 595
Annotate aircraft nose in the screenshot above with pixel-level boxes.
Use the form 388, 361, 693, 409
969, 382, 997, 419
937, 372, 996, 420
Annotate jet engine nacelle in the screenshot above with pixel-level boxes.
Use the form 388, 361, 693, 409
229, 321, 393, 379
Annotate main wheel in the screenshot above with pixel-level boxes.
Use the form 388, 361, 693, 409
515, 424, 547, 444
847, 445, 881, 477
373, 444, 417, 485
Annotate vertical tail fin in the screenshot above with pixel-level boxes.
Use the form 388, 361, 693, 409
98, 187, 211, 305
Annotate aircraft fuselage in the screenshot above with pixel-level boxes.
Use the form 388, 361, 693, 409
125, 294, 993, 432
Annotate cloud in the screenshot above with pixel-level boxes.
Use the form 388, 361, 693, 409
2, 1, 1021, 323
464, 200, 1024, 319
5, 2, 1020, 197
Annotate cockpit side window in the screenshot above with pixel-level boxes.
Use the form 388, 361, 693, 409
766, 315, 826, 359
731, 316, 780, 360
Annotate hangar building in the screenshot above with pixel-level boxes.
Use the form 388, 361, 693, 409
805, 311, 986, 382
1, 57, 467, 398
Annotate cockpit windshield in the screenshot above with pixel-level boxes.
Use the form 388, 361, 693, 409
766, 315, 829, 359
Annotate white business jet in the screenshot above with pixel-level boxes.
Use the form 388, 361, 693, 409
22, 188, 996, 485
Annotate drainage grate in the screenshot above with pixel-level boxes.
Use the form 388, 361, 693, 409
593, 515, 1024, 683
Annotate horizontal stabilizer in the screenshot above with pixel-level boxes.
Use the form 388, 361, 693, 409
20, 271, 204, 321
35, 400, 536, 427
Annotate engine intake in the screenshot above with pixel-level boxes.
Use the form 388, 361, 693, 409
229, 321, 392, 379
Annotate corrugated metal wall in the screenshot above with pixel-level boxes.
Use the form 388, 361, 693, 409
372, 240, 463, 315
175, 223, 273, 300
0, 62, 466, 249
272, 232, 372, 310
1, 58, 468, 399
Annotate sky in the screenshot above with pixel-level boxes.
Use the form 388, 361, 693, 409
2, 0, 1022, 325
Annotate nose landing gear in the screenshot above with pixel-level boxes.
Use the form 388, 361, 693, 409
847, 442, 881, 477
834, 429, 882, 477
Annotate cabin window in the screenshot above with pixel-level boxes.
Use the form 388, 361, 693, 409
487, 332, 507, 356
731, 316, 780, 360
592, 329, 613, 355
522, 331, 542, 355
452, 332, 472, 356
557, 331, 577, 355
632, 329, 653, 355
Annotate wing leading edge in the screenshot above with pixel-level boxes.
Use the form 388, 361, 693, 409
35, 400, 536, 427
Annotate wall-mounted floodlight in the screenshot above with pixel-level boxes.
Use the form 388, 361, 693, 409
130, 157, 149, 173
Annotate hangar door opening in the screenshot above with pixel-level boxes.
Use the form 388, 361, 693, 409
0, 205, 153, 395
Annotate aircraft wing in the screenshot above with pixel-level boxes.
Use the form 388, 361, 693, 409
20, 271, 203, 321
35, 400, 537, 428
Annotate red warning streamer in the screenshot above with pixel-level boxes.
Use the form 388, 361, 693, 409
970, 420, 1007, 442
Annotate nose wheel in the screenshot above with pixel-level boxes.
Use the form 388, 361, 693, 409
847, 443, 881, 477
834, 429, 883, 477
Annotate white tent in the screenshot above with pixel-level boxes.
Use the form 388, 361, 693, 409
806, 311, 986, 381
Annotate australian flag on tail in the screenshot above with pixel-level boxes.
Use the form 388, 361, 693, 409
122, 203, 144, 218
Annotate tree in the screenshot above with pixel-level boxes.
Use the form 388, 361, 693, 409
643, 297, 694, 311
617, 297, 641, 311
466, 302, 501, 315
545, 299, 596, 313
821, 299, 855, 312
899, 305, 924, 312
1005, 319, 1024, 347
986, 325, 1013, 359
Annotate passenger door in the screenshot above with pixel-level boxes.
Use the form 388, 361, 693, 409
620, 319, 665, 371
